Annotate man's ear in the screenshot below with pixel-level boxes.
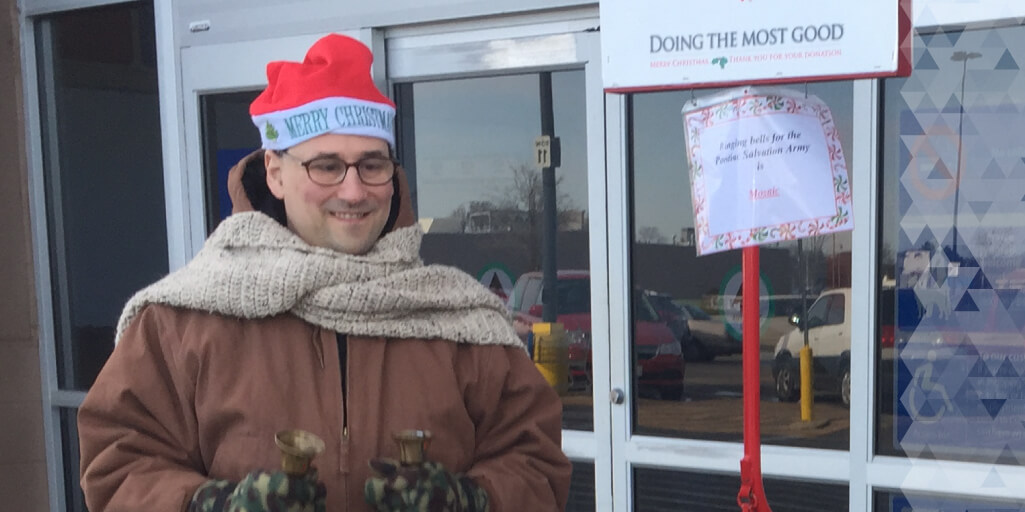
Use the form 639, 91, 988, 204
265, 150, 286, 199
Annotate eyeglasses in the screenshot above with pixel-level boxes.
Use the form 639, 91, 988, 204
280, 150, 397, 186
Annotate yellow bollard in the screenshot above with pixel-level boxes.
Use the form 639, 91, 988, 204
532, 322, 568, 396
800, 345, 814, 421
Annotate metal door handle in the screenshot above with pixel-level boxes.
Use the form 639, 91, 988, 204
610, 388, 625, 405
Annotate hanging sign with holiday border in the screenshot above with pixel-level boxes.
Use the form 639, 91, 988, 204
682, 87, 853, 256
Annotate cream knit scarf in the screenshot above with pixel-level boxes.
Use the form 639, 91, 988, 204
115, 212, 522, 348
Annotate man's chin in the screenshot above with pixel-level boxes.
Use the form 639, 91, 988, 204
327, 234, 376, 255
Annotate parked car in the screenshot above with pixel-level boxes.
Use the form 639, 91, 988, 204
509, 271, 685, 400
645, 292, 737, 362
772, 288, 853, 407
760, 295, 818, 351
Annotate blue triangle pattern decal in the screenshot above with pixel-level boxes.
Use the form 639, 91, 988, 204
918, 399, 941, 418
996, 358, 1019, 378
982, 160, 1004, 179
981, 398, 1007, 419
916, 226, 938, 251
917, 50, 940, 70
995, 289, 1020, 310
945, 30, 962, 47
929, 160, 954, 179
981, 29, 1005, 48
954, 339, 980, 356
956, 292, 979, 311
982, 467, 1005, 487
941, 229, 976, 264
969, 201, 992, 220
897, 230, 913, 252
918, 94, 937, 113
995, 49, 1020, 70
969, 270, 992, 290
998, 444, 1023, 465
943, 94, 963, 113
969, 358, 992, 377
899, 185, 914, 213
1014, 308, 1025, 331
900, 111, 925, 135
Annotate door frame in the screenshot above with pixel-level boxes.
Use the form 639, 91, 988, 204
604, 80, 881, 510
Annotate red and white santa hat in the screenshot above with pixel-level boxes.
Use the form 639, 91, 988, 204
250, 34, 396, 150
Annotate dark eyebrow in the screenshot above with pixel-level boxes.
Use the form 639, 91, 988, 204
358, 150, 389, 159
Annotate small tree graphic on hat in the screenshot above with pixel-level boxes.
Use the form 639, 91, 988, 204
265, 122, 280, 141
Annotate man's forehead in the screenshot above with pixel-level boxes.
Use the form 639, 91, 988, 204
293, 133, 390, 155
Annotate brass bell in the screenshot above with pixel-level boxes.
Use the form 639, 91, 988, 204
392, 429, 432, 466
275, 429, 325, 476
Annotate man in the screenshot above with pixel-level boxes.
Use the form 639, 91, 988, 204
78, 33, 571, 512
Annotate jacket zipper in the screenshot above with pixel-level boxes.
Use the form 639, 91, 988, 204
338, 333, 350, 510
312, 329, 325, 369
338, 333, 349, 441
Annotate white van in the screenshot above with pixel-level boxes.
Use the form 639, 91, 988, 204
771, 288, 852, 407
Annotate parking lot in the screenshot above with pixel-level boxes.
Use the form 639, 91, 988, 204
562, 353, 852, 450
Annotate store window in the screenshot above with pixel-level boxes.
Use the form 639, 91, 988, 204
628, 82, 855, 449
37, 0, 166, 392
875, 490, 1025, 512
877, 22, 1025, 464
635, 468, 849, 511
36, 3, 164, 511
567, 462, 597, 512
395, 71, 593, 431
201, 91, 262, 232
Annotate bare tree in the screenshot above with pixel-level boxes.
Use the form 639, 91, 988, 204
444, 163, 584, 270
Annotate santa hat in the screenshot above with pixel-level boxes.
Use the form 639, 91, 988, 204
250, 34, 396, 150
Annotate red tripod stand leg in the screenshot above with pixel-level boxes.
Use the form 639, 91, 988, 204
737, 246, 772, 512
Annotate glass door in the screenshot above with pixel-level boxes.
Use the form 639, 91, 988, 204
377, 26, 609, 511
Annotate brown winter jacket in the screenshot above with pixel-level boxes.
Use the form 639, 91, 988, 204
78, 150, 571, 511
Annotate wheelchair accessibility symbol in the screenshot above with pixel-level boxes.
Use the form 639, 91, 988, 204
905, 351, 954, 423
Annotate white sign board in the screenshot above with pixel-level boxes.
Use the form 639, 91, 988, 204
682, 87, 853, 255
534, 136, 551, 168
600, 0, 910, 91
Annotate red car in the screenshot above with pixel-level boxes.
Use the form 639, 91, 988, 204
508, 270, 685, 400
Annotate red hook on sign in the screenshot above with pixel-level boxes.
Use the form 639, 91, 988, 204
738, 246, 772, 512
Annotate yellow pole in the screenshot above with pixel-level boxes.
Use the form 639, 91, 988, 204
800, 345, 814, 421
532, 322, 568, 396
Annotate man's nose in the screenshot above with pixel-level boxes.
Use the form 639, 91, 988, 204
333, 166, 369, 202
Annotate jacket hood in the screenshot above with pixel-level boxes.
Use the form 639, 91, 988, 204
226, 149, 415, 235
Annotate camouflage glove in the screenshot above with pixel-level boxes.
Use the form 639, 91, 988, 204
364, 459, 489, 512
188, 469, 327, 512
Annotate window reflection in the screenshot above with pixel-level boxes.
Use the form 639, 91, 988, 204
567, 461, 596, 512
200, 91, 262, 232
875, 490, 1025, 512
877, 22, 1025, 464
396, 70, 592, 431
629, 82, 854, 449
635, 468, 849, 511
38, 2, 167, 391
